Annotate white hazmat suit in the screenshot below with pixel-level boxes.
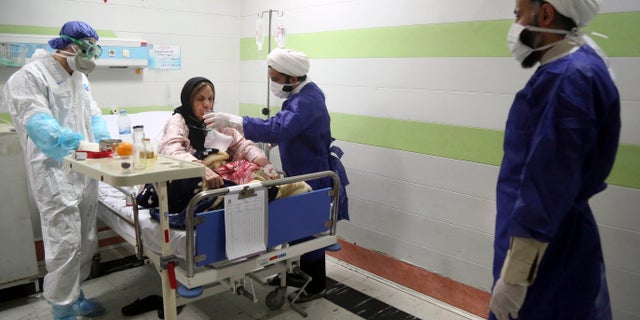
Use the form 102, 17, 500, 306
3, 50, 100, 306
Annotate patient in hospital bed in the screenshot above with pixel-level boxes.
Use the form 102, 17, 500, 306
161, 77, 276, 183
136, 76, 310, 228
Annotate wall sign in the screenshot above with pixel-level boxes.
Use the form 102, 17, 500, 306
148, 43, 181, 70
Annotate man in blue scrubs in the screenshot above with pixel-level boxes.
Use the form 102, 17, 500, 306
206, 48, 349, 302
490, 0, 620, 319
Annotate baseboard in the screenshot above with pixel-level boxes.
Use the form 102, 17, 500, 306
326, 238, 490, 318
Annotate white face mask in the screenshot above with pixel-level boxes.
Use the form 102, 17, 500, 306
270, 81, 294, 99
507, 23, 571, 64
66, 54, 96, 75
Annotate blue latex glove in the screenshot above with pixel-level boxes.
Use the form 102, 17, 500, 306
26, 113, 84, 162
91, 114, 111, 142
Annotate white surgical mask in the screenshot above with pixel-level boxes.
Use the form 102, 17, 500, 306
507, 23, 572, 64
270, 81, 294, 99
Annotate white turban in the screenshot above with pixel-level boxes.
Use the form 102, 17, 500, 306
267, 48, 310, 77
545, 0, 601, 28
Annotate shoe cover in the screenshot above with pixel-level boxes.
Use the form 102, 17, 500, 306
52, 304, 76, 320
72, 291, 105, 317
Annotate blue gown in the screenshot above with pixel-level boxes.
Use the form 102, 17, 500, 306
491, 45, 620, 320
243, 81, 349, 220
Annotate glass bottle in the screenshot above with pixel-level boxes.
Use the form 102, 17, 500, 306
143, 138, 154, 159
132, 125, 146, 170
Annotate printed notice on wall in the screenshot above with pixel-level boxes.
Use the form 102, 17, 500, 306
224, 183, 267, 260
148, 44, 181, 70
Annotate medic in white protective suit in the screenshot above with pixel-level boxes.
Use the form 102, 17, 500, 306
3, 21, 109, 320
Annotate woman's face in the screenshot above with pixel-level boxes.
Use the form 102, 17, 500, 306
192, 85, 215, 122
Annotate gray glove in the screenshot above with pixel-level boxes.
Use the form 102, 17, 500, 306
204, 112, 243, 133
489, 277, 527, 320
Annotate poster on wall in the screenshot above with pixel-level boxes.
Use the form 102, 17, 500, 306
148, 44, 181, 70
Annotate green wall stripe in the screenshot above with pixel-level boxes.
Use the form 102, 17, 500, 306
4, 104, 638, 188
0, 113, 12, 124
331, 111, 505, 163
241, 11, 640, 60
240, 104, 640, 189
100, 106, 173, 115
240, 103, 281, 118
587, 11, 640, 57
607, 145, 640, 189
0, 106, 173, 123
0, 24, 117, 38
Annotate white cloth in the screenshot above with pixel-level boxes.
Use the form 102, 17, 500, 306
267, 48, 310, 77
546, 0, 601, 27
3, 53, 101, 305
204, 128, 233, 151
77, 141, 100, 152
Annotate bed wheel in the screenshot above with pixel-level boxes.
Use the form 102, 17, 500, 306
265, 287, 287, 310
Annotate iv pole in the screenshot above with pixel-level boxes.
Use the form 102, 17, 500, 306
258, 9, 283, 119
257, 9, 283, 160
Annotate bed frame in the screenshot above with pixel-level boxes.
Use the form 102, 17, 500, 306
98, 171, 340, 318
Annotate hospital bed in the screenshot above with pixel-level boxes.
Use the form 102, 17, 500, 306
91, 158, 340, 319
64, 111, 339, 318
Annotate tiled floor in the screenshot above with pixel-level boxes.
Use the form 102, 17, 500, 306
0, 256, 484, 320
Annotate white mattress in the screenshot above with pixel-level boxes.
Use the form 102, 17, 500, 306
97, 182, 188, 259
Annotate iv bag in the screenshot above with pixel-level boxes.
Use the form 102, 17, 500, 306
256, 17, 265, 52
276, 24, 286, 48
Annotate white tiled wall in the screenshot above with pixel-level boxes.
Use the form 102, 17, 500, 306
1, 0, 638, 318
238, 1, 640, 319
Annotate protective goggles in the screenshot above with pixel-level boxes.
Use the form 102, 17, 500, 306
60, 35, 102, 59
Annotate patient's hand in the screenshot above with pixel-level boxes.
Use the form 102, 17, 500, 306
252, 156, 278, 179
204, 167, 223, 189
262, 163, 279, 179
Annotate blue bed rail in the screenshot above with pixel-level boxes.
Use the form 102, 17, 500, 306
184, 171, 340, 276
194, 187, 332, 266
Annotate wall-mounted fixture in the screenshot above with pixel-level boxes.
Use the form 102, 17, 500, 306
0, 34, 148, 69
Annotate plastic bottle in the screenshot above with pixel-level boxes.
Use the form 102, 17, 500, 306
117, 109, 132, 143
132, 125, 146, 170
